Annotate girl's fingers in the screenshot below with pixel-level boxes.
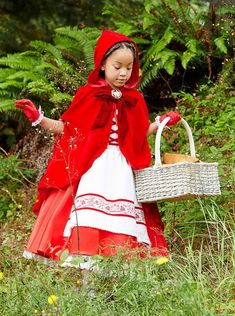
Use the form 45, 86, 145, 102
16, 103, 33, 112
16, 100, 29, 105
15, 103, 26, 109
15, 100, 35, 108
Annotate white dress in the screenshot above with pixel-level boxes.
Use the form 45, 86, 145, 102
63, 108, 150, 245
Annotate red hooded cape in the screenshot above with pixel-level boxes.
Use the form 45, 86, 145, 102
33, 30, 152, 214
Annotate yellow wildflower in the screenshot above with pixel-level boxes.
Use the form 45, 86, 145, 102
155, 257, 169, 265
48, 295, 58, 305
0, 272, 3, 280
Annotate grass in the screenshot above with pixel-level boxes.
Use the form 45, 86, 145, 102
0, 198, 234, 316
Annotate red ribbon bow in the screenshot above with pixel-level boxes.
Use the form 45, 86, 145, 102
92, 86, 137, 130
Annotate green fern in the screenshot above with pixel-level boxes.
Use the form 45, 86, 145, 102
0, 99, 15, 111
0, 26, 94, 114
115, 22, 140, 37
0, 68, 17, 80
217, 5, 235, 15
157, 49, 178, 65
153, 28, 174, 55
139, 64, 161, 90
163, 57, 175, 75
0, 54, 40, 69
181, 51, 196, 69
7, 71, 41, 83
185, 39, 197, 53
55, 27, 100, 70
214, 37, 228, 54
0, 81, 24, 90
102, 0, 232, 90
30, 41, 64, 66
0, 90, 13, 97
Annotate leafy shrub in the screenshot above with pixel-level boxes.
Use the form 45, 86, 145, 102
102, 0, 234, 96
148, 61, 234, 237
0, 152, 34, 221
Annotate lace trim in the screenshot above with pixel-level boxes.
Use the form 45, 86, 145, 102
32, 106, 44, 126
73, 193, 145, 224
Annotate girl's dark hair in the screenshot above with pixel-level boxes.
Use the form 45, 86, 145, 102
103, 41, 136, 61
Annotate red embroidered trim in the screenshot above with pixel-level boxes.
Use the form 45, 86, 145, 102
72, 193, 146, 224
75, 192, 135, 204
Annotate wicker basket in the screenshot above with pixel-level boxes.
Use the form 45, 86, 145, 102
134, 117, 221, 203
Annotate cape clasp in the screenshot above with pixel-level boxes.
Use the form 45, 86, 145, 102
111, 89, 122, 99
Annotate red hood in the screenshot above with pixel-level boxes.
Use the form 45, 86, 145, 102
88, 30, 139, 88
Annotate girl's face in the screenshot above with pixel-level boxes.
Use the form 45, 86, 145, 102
101, 48, 134, 89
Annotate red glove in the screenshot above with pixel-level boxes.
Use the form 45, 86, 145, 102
15, 99, 41, 123
156, 111, 181, 127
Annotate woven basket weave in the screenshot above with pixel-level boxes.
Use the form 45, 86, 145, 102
134, 117, 221, 203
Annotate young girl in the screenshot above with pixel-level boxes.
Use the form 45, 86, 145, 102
16, 30, 181, 268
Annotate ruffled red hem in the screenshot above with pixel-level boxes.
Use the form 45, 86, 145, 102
25, 184, 169, 261
64, 226, 168, 258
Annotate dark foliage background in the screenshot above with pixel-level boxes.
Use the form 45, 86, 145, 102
0, 0, 104, 56
0, 0, 234, 225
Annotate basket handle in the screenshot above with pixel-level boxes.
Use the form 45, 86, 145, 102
154, 117, 196, 166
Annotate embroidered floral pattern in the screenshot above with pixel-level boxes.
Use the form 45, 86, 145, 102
72, 193, 146, 224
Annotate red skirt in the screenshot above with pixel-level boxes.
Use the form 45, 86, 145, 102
25, 146, 169, 263
24, 184, 168, 261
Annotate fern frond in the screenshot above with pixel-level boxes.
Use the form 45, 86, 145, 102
181, 51, 196, 69
139, 64, 161, 90
157, 49, 178, 64
0, 81, 24, 89
55, 27, 100, 70
30, 41, 64, 66
54, 35, 82, 58
34, 62, 57, 72
0, 99, 15, 111
153, 27, 174, 55
7, 71, 41, 83
0, 68, 16, 81
163, 56, 175, 75
115, 22, 140, 36
0, 26, 91, 113
0, 90, 13, 97
0, 54, 39, 70
54, 34, 80, 49
217, 5, 235, 15
20, 50, 42, 58
186, 39, 197, 53
145, 27, 174, 62
214, 37, 228, 54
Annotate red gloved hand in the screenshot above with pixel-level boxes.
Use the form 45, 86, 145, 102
156, 111, 181, 127
15, 99, 40, 123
